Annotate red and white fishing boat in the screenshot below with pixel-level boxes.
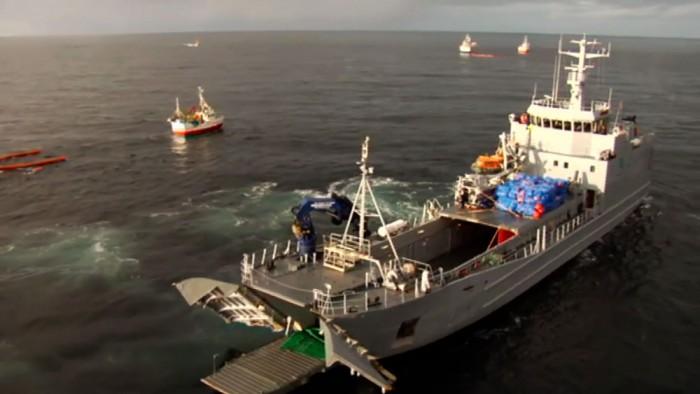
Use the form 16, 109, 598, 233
459, 33, 477, 54
167, 87, 224, 137
517, 35, 531, 55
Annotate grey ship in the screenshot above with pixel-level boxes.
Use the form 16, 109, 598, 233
174, 35, 653, 393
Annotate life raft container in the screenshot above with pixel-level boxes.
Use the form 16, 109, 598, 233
472, 153, 503, 174
519, 112, 529, 124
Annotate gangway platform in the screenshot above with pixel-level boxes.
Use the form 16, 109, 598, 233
202, 337, 325, 394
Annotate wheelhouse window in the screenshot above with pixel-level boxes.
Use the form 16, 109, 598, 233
573, 121, 582, 132
552, 120, 563, 130
583, 122, 592, 133
564, 162, 569, 169
563, 121, 572, 131
554, 160, 559, 166
590, 165, 595, 172
543, 118, 551, 128
595, 119, 608, 134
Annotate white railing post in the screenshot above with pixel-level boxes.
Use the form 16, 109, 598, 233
542, 226, 547, 250
439, 267, 444, 285
365, 272, 369, 289
344, 294, 348, 314
261, 248, 267, 266
365, 292, 369, 311
285, 316, 292, 336
313, 252, 317, 264
252, 252, 256, 267
272, 243, 278, 260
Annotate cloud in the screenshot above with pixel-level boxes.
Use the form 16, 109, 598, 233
0, 0, 698, 37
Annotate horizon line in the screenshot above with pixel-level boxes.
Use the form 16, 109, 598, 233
1, 28, 698, 41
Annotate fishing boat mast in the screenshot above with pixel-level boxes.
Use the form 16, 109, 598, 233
198, 86, 214, 114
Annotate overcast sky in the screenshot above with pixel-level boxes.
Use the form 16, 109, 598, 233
1, 0, 698, 38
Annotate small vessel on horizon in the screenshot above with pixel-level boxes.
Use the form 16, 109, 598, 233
167, 87, 224, 137
184, 40, 200, 48
459, 33, 477, 54
518, 35, 531, 55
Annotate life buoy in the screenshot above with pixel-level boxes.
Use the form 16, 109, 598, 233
519, 113, 529, 124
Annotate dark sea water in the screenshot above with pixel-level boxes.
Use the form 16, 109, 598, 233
0, 32, 698, 394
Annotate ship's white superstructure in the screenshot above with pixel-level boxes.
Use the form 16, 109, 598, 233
174, 35, 652, 394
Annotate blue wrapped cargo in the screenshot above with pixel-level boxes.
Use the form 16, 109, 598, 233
494, 175, 569, 218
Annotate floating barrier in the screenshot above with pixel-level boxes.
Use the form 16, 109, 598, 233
0, 149, 42, 162
0, 156, 67, 171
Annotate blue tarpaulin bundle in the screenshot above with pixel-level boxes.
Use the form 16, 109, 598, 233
495, 174, 569, 217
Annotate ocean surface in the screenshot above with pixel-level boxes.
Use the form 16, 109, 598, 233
0, 32, 698, 394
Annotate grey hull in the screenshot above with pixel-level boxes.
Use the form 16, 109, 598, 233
332, 181, 649, 358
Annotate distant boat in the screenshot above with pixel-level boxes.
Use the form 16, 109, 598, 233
517, 35, 531, 55
184, 40, 200, 48
167, 87, 224, 137
459, 34, 477, 54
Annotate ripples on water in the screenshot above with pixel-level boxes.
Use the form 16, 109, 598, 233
0, 32, 698, 393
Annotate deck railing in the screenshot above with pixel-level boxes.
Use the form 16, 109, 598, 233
531, 98, 609, 113
440, 210, 592, 284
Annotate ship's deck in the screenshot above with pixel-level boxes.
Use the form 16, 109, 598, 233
249, 256, 374, 306
248, 199, 583, 308
440, 206, 532, 233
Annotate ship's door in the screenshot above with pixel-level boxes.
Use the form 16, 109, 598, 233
585, 189, 596, 209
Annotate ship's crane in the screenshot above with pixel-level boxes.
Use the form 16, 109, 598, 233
291, 193, 357, 256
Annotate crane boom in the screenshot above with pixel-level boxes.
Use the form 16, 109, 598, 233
291, 193, 355, 256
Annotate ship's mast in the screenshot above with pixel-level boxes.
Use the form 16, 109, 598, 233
341, 137, 401, 267
198, 86, 213, 113
172, 96, 185, 119
558, 35, 611, 110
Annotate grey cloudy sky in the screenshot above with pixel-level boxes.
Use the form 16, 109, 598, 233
1, 0, 698, 38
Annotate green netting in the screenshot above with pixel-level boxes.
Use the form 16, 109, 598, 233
280, 328, 325, 360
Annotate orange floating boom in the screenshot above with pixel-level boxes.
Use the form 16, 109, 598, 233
0, 156, 67, 171
0, 149, 42, 162
470, 53, 496, 58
